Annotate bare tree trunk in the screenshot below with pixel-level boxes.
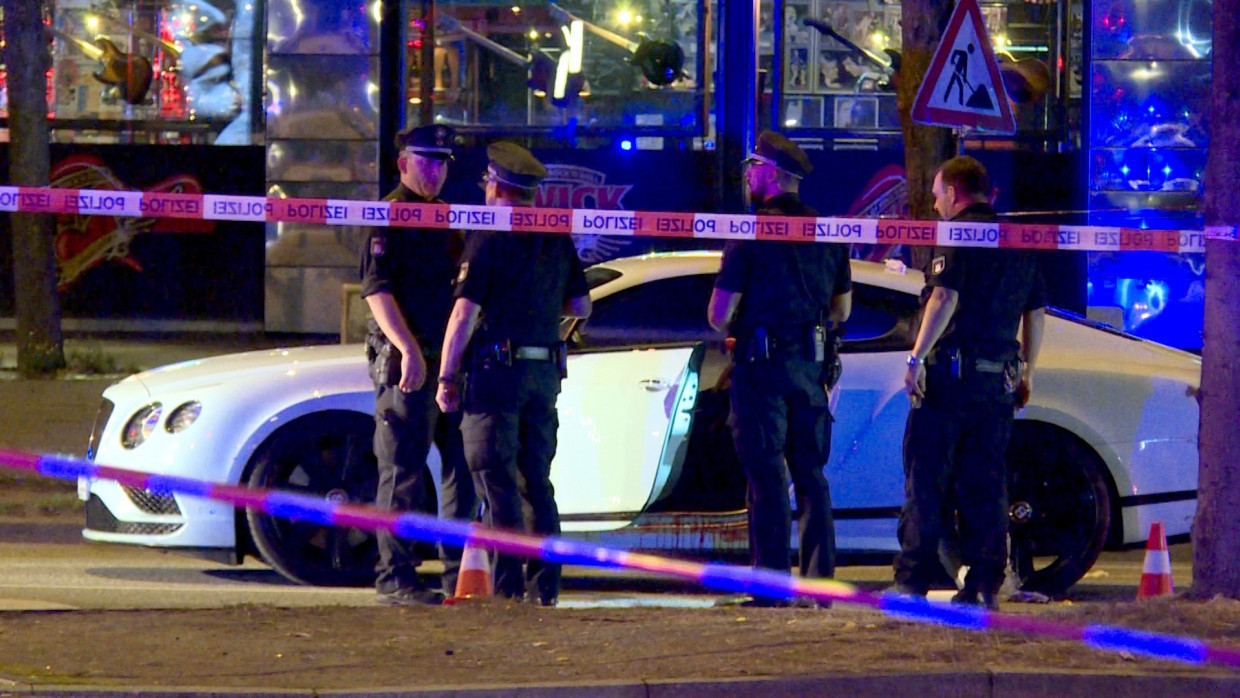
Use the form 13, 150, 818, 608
899, 0, 955, 272
2, 0, 64, 377
1192, 0, 1240, 599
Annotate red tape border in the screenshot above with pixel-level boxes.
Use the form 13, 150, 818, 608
1, 185, 1232, 253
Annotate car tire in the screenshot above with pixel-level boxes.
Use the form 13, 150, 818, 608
1006, 422, 1113, 596
245, 411, 380, 586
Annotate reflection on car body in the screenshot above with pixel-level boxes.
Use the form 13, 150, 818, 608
82, 251, 1201, 595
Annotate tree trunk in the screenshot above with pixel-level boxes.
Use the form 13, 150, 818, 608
2, 0, 64, 377
1192, 0, 1240, 598
899, 0, 955, 272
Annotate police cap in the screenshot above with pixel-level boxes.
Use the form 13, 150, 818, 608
486, 141, 547, 189
395, 124, 456, 160
743, 129, 812, 179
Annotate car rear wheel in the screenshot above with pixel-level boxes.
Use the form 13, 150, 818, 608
1006, 422, 1112, 596
245, 412, 380, 586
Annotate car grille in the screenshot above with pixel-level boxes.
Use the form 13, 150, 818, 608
85, 495, 183, 536
87, 398, 115, 461
122, 485, 182, 515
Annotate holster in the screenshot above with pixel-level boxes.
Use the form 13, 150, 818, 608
471, 339, 512, 371
365, 332, 402, 387
819, 325, 843, 389
555, 343, 568, 379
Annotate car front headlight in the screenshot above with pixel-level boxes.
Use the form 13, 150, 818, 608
165, 401, 202, 434
122, 403, 163, 449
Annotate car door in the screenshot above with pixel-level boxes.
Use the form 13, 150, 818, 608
553, 274, 719, 530
828, 282, 921, 551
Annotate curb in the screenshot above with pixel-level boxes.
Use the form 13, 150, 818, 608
4, 671, 1239, 697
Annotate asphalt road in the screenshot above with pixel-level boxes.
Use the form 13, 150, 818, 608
0, 523, 1192, 611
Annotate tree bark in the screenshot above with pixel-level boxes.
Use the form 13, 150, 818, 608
2, 0, 64, 376
899, 0, 955, 272
1192, 0, 1240, 598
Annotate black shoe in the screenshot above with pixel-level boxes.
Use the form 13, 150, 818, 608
950, 589, 999, 611
739, 596, 790, 608
376, 586, 444, 606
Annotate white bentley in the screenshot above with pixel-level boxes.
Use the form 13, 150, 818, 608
81, 251, 1201, 594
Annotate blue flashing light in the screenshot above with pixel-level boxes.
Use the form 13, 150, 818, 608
39, 455, 92, 481
1121, 165, 1130, 175
147, 474, 212, 497
266, 492, 337, 526
620, 139, 634, 151
1084, 625, 1207, 664
395, 514, 468, 549
879, 594, 988, 630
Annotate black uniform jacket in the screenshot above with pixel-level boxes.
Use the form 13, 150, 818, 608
715, 192, 852, 340
358, 184, 464, 354
455, 231, 588, 347
924, 202, 1047, 360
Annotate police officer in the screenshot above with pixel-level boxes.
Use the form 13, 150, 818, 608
359, 124, 475, 606
435, 142, 591, 606
891, 155, 1046, 610
707, 130, 852, 606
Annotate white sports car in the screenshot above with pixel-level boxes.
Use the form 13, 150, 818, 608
81, 251, 1201, 594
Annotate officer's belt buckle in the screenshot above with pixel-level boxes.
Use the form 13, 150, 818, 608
514, 346, 552, 361
974, 358, 1007, 374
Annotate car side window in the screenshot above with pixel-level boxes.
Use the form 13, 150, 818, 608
575, 274, 723, 349
841, 283, 920, 352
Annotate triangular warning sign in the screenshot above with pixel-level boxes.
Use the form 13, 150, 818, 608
911, 0, 1016, 133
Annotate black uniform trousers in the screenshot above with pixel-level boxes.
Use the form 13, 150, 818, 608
373, 362, 475, 595
893, 366, 1014, 594
462, 360, 562, 604
729, 356, 835, 579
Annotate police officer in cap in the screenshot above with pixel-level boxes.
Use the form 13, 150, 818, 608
708, 129, 852, 606
359, 123, 476, 606
436, 142, 591, 606
891, 155, 1046, 610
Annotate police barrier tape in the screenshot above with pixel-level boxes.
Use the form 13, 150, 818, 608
2, 447, 1239, 670
2, 185, 1237, 253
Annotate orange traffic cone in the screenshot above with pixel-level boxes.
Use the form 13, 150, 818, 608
1137, 521, 1174, 599
444, 543, 492, 605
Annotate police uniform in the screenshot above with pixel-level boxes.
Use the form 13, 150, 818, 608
715, 131, 852, 597
892, 201, 1047, 599
455, 143, 588, 605
358, 124, 476, 601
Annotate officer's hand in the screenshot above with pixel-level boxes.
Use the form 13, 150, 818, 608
436, 382, 460, 413
399, 351, 427, 393
905, 364, 926, 408
1014, 375, 1033, 410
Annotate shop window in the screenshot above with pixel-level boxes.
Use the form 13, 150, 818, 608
1, 0, 259, 145
409, 1, 708, 136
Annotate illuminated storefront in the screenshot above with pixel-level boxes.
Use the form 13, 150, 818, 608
0, 0, 1210, 348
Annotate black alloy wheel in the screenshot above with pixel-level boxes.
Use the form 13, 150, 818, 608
245, 411, 380, 586
1006, 422, 1113, 596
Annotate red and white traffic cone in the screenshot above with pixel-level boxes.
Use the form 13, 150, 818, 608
444, 543, 492, 605
1137, 521, 1174, 600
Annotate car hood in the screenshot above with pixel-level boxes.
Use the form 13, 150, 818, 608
117, 344, 368, 397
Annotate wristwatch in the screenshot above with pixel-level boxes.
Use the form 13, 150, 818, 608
906, 354, 924, 369
437, 374, 462, 386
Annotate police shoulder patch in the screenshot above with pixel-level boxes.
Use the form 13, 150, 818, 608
456, 261, 469, 284
931, 256, 946, 275
371, 235, 386, 257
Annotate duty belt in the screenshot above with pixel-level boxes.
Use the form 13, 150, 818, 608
973, 358, 1007, 374
514, 345, 552, 361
